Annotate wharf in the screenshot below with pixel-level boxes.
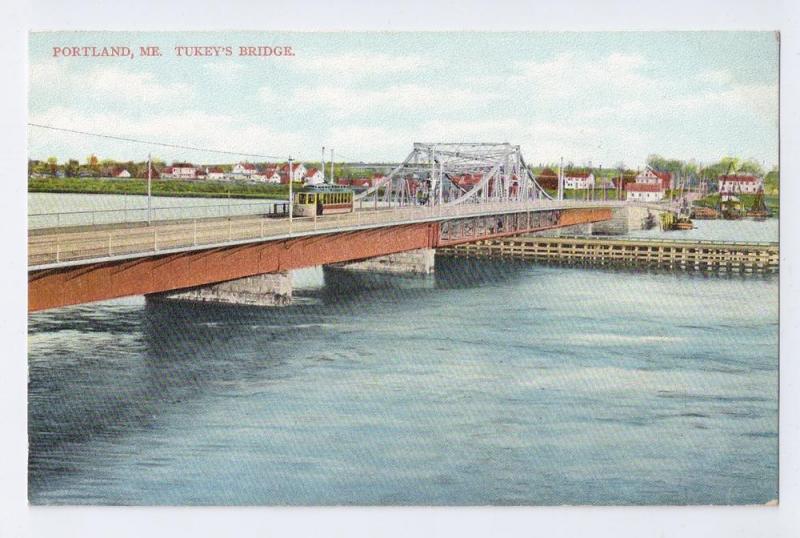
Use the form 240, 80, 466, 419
437, 235, 779, 273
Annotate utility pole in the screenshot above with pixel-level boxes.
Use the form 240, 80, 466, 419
147, 153, 152, 225
321, 146, 326, 182
288, 156, 294, 226
558, 157, 564, 201
330, 148, 335, 185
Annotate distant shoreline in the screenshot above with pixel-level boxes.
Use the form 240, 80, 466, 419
28, 177, 291, 200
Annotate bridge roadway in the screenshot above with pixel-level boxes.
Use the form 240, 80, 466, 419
28, 200, 621, 311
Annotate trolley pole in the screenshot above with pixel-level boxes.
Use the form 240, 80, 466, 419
147, 153, 152, 225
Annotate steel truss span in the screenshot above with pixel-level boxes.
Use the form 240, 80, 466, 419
355, 142, 553, 207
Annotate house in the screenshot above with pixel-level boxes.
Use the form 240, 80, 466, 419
113, 168, 131, 178
257, 167, 281, 184
635, 167, 672, 190
304, 167, 325, 185
206, 167, 226, 180
352, 177, 374, 188
280, 162, 307, 182
162, 163, 196, 179
718, 174, 763, 195
563, 171, 595, 190
626, 182, 664, 202
232, 162, 257, 176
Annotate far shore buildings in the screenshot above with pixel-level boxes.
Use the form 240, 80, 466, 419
622, 166, 671, 202
718, 174, 763, 195
563, 171, 595, 190
625, 182, 664, 202
161, 163, 197, 180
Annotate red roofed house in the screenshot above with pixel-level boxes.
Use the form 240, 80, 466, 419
626, 182, 664, 202
303, 167, 324, 185
232, 162, 257, 177
162, 163, 196, 179
564, 171, 595, 190
258, 167, 281, 184
280, 162, 307, 182
718, 174, 763, 195
206, 167, 225, 180
635, 167, 672, 190
350, 178, 372, 188
113, 167, 131, 179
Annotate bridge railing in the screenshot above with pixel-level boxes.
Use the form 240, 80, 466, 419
29, 200, 287, 229
28, 199, 625, 269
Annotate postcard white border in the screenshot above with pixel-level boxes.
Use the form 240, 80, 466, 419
2, 0, 798, 536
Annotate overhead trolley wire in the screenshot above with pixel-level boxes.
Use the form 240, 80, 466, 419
28, 123, 286, 160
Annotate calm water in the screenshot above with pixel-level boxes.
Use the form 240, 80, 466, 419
28, 255, 778, 505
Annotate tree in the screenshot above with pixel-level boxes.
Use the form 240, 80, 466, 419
65, 159, 80, 177
737, 159, 765, 177
46, 156, 58, 174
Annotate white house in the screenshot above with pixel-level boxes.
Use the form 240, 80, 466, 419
206, 167, 226, 180
280, 162, 307, 182
718, 174, 763, 195
232, 162, 257, 176
626, 182, 664, 202
162, 163, 196, 179
304, 167, 324, 185
114, 168, 131, 178
563, 171, 595, 190
252, 167, 282, 183
635, 167, 672, 190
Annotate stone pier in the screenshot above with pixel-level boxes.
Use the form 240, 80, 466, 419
326, 248, 436, 275
147, 271, 292, 306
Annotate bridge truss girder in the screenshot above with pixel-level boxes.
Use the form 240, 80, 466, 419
354, 142, 553, 207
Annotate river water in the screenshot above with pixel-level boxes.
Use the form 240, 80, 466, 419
27, 201, 779, 505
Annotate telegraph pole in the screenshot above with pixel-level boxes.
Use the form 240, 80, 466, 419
321, 146, 326, 182
330, 148, 335, 185
147, 153, 152, 225
288, 156, 294, 226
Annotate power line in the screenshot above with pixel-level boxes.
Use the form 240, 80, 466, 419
28, 123, 285, 160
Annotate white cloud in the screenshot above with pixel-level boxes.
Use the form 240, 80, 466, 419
85, 67, 192, 104
30, 62, 192, 104
515, 52, 651, 99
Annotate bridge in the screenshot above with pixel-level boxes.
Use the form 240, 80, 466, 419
28, 143, 646, 312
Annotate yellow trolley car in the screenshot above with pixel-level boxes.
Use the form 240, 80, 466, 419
292, 184, 355, 217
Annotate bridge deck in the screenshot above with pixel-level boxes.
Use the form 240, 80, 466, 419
29, 200, 626, 270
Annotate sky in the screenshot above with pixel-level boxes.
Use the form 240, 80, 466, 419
28, 31, 779, 169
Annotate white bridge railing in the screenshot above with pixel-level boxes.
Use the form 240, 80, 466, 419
29, 199, 627, 270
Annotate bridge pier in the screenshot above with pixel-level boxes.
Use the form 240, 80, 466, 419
147, 271, 293, 307
325, 248, 436, 275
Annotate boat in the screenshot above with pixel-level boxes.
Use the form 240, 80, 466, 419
720, 196, 744, 220
745, 187, 770, 221
691, 205, 719, 220
661, 198, 694, 231
642, 210, 657, 230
